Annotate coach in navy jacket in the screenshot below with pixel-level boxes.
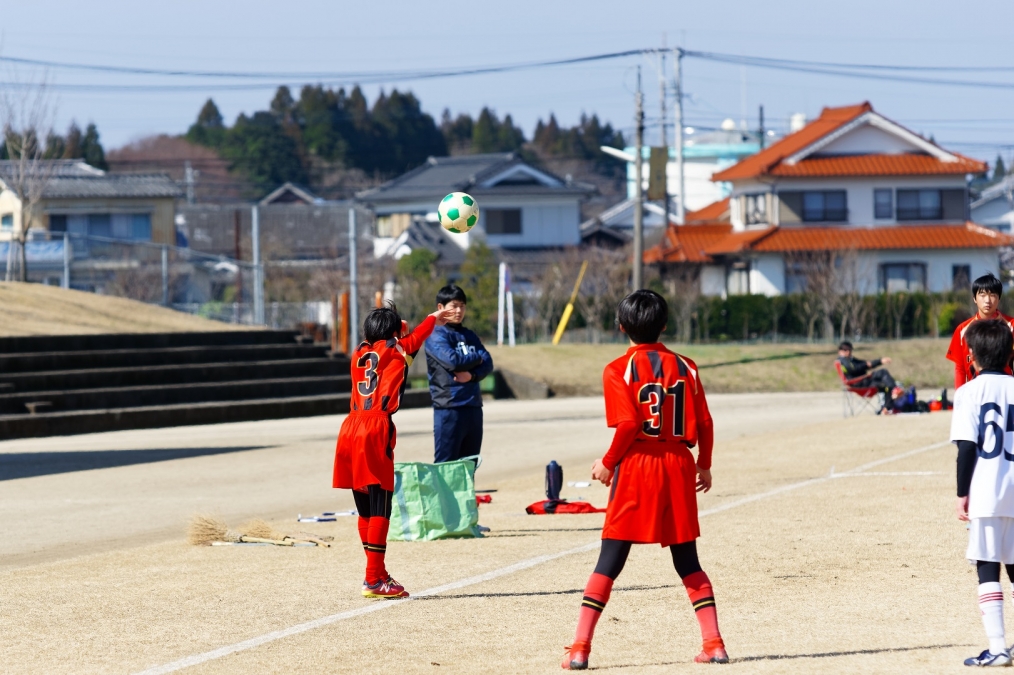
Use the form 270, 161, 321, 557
425, 285, 494, 463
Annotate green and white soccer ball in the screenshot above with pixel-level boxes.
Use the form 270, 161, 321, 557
438, 192, 479, 233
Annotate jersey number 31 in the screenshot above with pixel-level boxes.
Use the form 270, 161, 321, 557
638, 381, 686, 438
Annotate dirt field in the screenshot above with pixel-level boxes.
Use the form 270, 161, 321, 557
0, 393, 990, 674
0, 282, 244, 335
489, 338, 953, 395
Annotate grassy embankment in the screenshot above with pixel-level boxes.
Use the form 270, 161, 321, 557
0, 282, 244, 336
488, 338, 952, 396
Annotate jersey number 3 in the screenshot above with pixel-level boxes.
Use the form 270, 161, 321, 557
638, 381, 686, 437
357, 352, 379, 396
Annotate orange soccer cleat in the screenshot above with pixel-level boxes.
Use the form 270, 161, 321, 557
694, 638, 729, 664
561, 642, 590, 670
362, 576, 409, 599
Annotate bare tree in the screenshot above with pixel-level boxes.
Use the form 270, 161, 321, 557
835, 248, 874, 341
574, 246, 630, 343
0, 74, 57, 282
664, 265, 701, 344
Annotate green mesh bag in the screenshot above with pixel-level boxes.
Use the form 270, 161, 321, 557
389, 458, 482, 541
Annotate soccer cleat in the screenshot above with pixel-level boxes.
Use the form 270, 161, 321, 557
361, 576, 409, 599
963, 649, 1011, 667
561, 642, 590, 670
695, 639, 729, 664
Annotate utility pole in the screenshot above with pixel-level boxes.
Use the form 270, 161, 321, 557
252, 204, 264, 325
633, 66, 644, 291
348, 206, 359, 349
184, 161, 196, 205
759, 105, 766, 150
673, 47, 686, 225
658, 41, 670, 227
233, 209, 242, 303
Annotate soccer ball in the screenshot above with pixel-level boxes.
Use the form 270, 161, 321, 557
438, 192, 479, 233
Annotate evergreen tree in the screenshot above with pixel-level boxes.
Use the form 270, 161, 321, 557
186, 98, 226, 147
63, 122, 82, 159
995, 155, 1007, 182
221, 111, 307, 195
440, 109, 473, 153
457, 241, 499, 339
80, 123, 108, 170
371, 89, 446, 173
43, 131, 65, 159
471, 108, 525, 154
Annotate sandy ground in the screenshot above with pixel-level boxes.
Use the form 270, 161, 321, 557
0, 282, 244, 335
0, 393, 986, 674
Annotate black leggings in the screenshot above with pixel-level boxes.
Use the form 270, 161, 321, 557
593, 538, 703, 580
977, 560, 1014, 585
352, 484, 393, 519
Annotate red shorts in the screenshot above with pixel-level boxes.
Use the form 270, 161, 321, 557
332, 411, 397, 492
602, 442, 699, 547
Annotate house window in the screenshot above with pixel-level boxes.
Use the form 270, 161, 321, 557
784, 261, 807, 293
897, 189, 941, 220
744, 194, 767, 225
132, 214, 152, 240
727, 261, 750, 295
486, 209, 522, 235
953, 265, 971, 291
874, 189, 893, 219
801, 191, 847, 222
1, 214, 12, 231
49, 214, 67, 233
880, 263, 926, 293
88, 214, 112, 238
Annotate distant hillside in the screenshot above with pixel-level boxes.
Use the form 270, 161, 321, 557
0, 283, 247, 336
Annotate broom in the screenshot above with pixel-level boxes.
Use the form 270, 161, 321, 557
239, 518, 333, 548
188, 515, 293, 546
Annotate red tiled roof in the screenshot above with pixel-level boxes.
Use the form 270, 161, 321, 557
711, 102, 986, 181
769, 154, 985, 177
644, 223, 732, 264
704, 227, 777, 255
702, 223, 1014, 256
685, 197, 730, 223
712, 103, 873, 181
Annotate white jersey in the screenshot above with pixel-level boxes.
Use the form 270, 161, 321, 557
951, 372, 1014, 518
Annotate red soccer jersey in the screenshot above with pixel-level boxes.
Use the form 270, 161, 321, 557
601, 343, 714, 469
946, 313, 1014, 389
349, 315, 435, 414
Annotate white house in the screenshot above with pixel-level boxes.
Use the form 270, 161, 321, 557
648, 102, 1010, 296
357, 153, 593, 258
971, 177, 1014, 233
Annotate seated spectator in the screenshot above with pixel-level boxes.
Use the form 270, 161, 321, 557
837, 341, 899, 407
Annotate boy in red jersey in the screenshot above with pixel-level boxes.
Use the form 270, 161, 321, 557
947, 273, 1014, 390
333, 302, 452, 599
561, 290, 727, 669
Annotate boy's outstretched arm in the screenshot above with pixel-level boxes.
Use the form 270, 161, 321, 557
400, 308, 454, 355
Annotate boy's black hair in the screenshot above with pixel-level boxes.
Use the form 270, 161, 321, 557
617, 290, 668, 344
838, 341, 853, 351
436, 284, 467, 307
363, 302, 402, 343
972, 273, 1003, 299
966, 319, 1013, 373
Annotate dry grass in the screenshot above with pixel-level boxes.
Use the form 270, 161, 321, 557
489, 338, 953, 395
0, 282, 246, 336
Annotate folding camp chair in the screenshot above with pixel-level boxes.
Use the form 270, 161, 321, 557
835, 361, 883, 417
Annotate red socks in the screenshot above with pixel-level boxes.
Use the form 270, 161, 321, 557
363, 517, 391, 584
357, 516, 369, 551
683, 571, 723, 648
574, 572, 614, 646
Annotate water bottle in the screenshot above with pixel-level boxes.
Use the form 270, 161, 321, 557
545, 461, 563, 500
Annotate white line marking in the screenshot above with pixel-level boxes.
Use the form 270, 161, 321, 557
133, 439, 951, 675
832, 471, 941, 477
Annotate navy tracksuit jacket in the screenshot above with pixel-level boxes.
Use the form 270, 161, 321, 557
425, 324, 493, 463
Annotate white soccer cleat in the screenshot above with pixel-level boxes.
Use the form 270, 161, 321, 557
964, 649, 1011, 667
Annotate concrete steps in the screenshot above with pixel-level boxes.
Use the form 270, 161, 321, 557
0, 330, 432, 440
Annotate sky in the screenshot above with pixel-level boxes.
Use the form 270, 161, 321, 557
4, 0, 1014, 168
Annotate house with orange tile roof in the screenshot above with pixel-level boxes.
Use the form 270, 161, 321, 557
647, 102, 1013, 297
